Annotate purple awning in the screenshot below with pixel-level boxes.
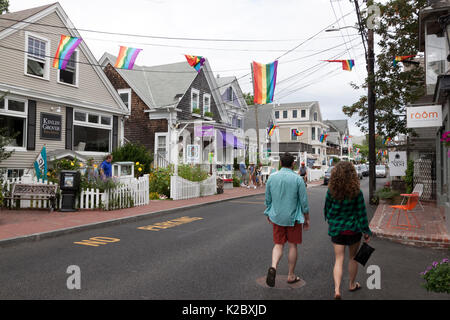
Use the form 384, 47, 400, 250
220, 131, 244, 149
194, 125, 214, 137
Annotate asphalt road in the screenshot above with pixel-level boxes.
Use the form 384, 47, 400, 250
0, 176, 448, 300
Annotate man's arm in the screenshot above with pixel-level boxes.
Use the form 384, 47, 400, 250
264, 178, 272, 208
298, 178, 310, 229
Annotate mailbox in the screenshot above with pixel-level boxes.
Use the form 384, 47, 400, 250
59, 170, 81, 212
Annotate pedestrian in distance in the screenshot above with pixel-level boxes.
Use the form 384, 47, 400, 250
299, 162, 308, 187
239, 160, 248, 187
248, 163, 257, 189
100, 154, 113, 180
264, 152, 310, 287
324, 161, 372, 300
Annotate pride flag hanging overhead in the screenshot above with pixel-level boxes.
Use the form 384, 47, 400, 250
114, 46, 142, 70
267, 124, 278, 137
251, 60, 278, 104
319, 134, 329, 143
323, 59, 355, 71
53, 35, 82, 70
393, 55, 415, 67
292, 129, 303, 137
185, 55, 206, 72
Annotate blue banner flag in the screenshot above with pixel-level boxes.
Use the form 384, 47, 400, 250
34, 146, 47, 181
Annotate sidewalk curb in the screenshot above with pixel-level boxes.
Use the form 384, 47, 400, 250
0, 191, 265, 248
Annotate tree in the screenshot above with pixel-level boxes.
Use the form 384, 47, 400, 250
343, 0, 428, 138
243, 93, 254, 106
0, 0, 9, 14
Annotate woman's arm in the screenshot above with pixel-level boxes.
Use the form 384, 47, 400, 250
356, 191, 372, 236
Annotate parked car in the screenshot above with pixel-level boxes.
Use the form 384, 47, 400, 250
376, 165, 387, 178
355, 165, 363, 180
323, 166, 333, 185
361, 164, 369, 177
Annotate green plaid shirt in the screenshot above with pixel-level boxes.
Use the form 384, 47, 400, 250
324, 190, 372, 237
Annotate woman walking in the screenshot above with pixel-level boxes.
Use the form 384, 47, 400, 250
324, 161, 372, 300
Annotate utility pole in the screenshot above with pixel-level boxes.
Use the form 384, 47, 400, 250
254, 104, 260, 165
353, 0, 376, 203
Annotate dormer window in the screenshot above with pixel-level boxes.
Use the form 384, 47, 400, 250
314, 112, 318, 121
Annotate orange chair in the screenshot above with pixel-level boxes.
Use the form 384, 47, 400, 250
386, 193, 421, 230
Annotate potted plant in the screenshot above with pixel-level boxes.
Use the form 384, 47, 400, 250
204, 111, 213, 119
375, 187, 401, 205
420, 258, 449, 294
192, 108, 201, 117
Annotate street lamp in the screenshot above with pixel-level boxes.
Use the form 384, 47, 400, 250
325, 25, 359, 32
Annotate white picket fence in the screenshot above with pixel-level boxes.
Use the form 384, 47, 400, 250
80, 174, 150, 210
170, 173, 217, 200
3, 174, 149, 211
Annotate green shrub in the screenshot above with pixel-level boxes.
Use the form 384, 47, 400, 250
232, 175, 241, 187
421, 259, 450, 294
149, 166, 172, 197
403, 160, 414, 194
204, 111, 213, 118
375, 187, 400, 199
149, 192, 160, 200
193, 108, 201, 115
111, 142, 153, 174
178, 164, 208, 182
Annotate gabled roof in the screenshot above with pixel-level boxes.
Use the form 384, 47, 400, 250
324, 120, 348, 135
100, 53, 230, 122
244, 104, 275, 131
0, 3, 56, 30
0, 3, 129, 115
216, 76, 248, 110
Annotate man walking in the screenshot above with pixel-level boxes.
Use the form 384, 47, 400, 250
100, 154, 113, 180
264, 152, 310, 287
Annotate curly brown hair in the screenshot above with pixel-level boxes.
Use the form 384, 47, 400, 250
328, 161, 360, 200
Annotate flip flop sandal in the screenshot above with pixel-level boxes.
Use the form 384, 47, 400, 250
266, 267, 276, 287
287, 276, 301, 284
334, 294, 342, 300
349, 282, 361, 292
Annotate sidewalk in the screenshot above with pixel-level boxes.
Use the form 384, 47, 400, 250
369, 201, 450, 249
0, 186, 266, 247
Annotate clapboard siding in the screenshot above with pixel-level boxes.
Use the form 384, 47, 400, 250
0, 12, 120, 110
0, 101, 66, 169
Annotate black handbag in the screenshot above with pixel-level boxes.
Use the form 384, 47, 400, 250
353, 242, 375, 266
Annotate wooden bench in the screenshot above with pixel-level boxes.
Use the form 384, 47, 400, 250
4, 183, 58, 212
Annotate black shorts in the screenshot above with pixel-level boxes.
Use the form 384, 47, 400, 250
331, 232, 362, 246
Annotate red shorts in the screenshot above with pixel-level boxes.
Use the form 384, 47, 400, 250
268, 218, 303, 244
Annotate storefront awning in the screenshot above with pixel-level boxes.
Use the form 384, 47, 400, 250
219, 131, 245, 149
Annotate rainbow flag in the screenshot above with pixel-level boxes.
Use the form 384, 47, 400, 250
382, 137, 391, 145
393, 55, 415, 67
185, 55, 205, 72
251, 60, 278, 104
53, 35, 82, 70
319, 134, 329, 143
292, 129, 303, 137
324, 59, 355, 71
267, 124, 278, 137
114, 46, 142, 70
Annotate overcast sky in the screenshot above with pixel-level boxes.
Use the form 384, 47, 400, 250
9, 0, 369, 136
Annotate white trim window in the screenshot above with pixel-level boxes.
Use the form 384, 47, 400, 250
118, 88, 132, 109
73, 110, 112, 153
57, 50, 79, 86
25, 32, 50, 80
154, 133, 168, 160
191, 88, 200, 112
0, 96, 28, 149
203, 93, 211, 115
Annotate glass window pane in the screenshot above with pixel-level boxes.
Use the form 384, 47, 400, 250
0, 115, 25, 147
0, 98, 4, 109
74, 125, 110, 152
74, 112, 86, 122
27, 59, 44, 77
59, 68, 76, 85
283, 111, 288, 118
101, 116, 111, 126
88, 114, 99, 123
8, 100, 25, 112
119, 93, 129, 107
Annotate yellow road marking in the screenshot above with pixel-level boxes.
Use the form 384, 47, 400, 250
138, 216, 203, 231
74, 236, 120, 247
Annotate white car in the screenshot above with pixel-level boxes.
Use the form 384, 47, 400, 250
376, 165, 387, 178
354, 165, 363, 179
